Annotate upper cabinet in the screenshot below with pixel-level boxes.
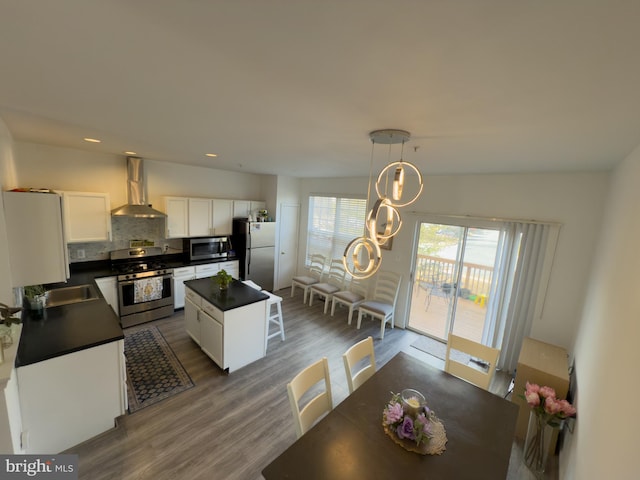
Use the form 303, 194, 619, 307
3, 191, 69, 286
61, 191, 112, 243
233, 200, 266, 220
211, 199, 233, 236
165, 197, 246, 238
164, 197, 189, 238
188, 198, 212, 237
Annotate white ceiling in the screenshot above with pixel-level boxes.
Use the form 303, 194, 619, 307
2, 0, 640, 178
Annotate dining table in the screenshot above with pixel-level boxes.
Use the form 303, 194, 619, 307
262, 351, 518, 480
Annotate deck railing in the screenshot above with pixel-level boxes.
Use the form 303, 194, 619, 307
415, 254, 494, 298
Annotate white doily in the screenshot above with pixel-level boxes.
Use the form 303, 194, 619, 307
382, 417, 448, 456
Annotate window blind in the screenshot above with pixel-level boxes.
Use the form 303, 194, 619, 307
307, 196, 367, 263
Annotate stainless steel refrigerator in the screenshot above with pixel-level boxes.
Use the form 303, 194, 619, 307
232, 219, 276, 291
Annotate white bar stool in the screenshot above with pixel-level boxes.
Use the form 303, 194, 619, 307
264, 291, 285, 351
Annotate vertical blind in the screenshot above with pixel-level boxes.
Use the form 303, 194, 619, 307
307, 195, 367, 263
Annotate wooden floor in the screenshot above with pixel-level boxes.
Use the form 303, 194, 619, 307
68, 289, 557, 480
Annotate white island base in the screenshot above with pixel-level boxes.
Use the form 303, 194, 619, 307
185, 284, 267, 373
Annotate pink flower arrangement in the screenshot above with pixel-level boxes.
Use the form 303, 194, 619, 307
382, 392, 434, 446
523, 381, 576, 426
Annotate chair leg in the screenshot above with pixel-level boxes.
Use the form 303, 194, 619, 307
330, 298, 337, 316
323, 296, 330, 314
380, 316, 386, 339
357, 311, 363, 329
347, 307, 354, 325
276, 301, 285, 341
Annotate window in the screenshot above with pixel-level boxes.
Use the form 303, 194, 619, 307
307, 195, 367, 263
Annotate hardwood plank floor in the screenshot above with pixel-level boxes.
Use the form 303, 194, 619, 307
68, 289, 556, 480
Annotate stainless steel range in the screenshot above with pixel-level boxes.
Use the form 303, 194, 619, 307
110, 247, 174, 328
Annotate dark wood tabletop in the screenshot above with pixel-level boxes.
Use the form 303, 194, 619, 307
262, 352, 518, 480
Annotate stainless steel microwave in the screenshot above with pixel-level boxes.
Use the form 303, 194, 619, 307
184, 236, 231, 261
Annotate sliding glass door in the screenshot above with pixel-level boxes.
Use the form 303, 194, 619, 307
409, 222, 500, 343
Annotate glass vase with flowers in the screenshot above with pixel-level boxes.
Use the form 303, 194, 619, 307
521, 382, 576, 475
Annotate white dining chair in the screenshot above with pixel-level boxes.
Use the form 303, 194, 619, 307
331, 279, 369, 325
444, 333, 500, 391
357, 271, 402, 339
308, 259, 346, 313
287, 357, 333, 438
342, 336, 376, 394
290, 254, 326, 304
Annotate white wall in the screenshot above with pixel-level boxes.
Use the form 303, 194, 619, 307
299, 172, 609, 352
13, 142, 265, 210
565, 145, 640, 479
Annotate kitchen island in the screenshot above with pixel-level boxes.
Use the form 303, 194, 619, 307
184, 278, 268, 373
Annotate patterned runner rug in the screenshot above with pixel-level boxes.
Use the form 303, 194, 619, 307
124, 325, 194, 413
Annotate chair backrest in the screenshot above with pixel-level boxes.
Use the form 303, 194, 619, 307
287, 357, 333, 438
444, 333, 500, 391
342, 336, 376, 393
347, 278, 369, 298
306, 254, 327, 280
324, 259, 347, 288
372, 271, 402, 306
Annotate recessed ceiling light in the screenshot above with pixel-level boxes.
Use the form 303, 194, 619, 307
83, 137, 101, 143
124, 151, 137, 155
205, 153, 218, 158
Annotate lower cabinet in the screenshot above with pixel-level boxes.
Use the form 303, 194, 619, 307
199, 309, 223, 368
184, 290, 201, 345
16, 340, 126, 453
174, 266, 196, 309
95, 276, 119, 315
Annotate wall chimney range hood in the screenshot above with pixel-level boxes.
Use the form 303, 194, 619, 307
111, 156, 166, 218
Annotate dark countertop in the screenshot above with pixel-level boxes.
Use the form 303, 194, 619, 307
184, 277, 268, 311
16, 254, 241, 368
16, 300, 124, 368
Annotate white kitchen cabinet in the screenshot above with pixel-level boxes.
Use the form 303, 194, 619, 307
251, 201, 266, 218
3, 191, 69, 286
164, 196, 189, 238
61, 191, 111, 243
233, 200, 251, 218
199, 307, 223, 368
211, 199, 234, 235
174, 266, 196, 309
188, 198, 212, 237
95, 276, 118, 315
219, 260, 240, 279
17, 340, 126, 453
184, 291, 201, 345
195, 263, 219, 279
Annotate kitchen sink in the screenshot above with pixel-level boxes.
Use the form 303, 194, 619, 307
46, 284, 100, 308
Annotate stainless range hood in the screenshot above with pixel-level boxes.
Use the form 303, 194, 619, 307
111, 156, 166, 218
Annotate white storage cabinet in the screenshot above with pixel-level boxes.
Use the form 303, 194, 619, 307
95, 276, 119, 315
17, 341, 126, 453
3, 191, 69, 286
61, 191, 112, 243
184, 288, 202, 345
164, 196, 189, 238
173, 266, 196, 309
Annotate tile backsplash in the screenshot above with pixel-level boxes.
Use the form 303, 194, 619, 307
68, 217, 183, 262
